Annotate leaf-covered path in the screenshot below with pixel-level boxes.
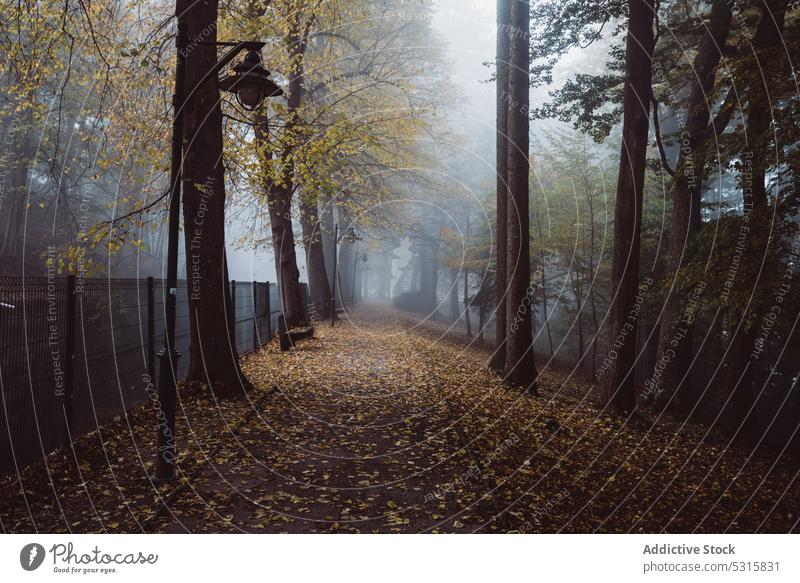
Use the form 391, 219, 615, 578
148, 304, 799, 533
151, 305, 512, 533
2, 303, 797, 533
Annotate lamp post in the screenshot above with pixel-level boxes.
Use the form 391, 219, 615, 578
330, 225, 361, 328
359, 253, 368, 302
350, 244, 358, 309
330, 224, 338, 327
152, 22, 282, 483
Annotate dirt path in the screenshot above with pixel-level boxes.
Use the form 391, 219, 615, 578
151, 306, 511, 533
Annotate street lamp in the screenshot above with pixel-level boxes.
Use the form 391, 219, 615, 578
152, 22, 283, 484
219, 50, 282, 110
330, 225, 362, 327
358, 253, 368, 303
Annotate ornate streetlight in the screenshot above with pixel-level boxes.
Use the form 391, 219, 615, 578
219, 49, 282, 110
152, 22, 282, 483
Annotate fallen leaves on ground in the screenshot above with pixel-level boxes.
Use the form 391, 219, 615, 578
1, 304, 798, 533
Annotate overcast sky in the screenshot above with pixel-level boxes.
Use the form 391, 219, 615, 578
432, 0, 497, 126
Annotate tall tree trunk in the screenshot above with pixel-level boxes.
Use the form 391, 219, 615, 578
178, 0, 246, 395
600, 0, 655, 414
724, 325, 760, 438
650, 0, 733, 412
504, 0, 539, 392
255, 18, 310, 329
300, 197, 332, 320
270, 184, 306, 328
490, 0, 511, 373
746, 0, 787, 211
723, 0, 788, 437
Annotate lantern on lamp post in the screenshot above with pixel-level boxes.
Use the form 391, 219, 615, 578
219, 50, 282, 110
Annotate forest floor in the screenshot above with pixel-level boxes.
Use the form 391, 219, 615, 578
1, 302, 798, 533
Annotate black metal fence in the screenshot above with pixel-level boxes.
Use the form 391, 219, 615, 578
0, 276, 301, 476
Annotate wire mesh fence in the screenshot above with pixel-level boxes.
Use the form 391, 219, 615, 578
0, 276, 295, 476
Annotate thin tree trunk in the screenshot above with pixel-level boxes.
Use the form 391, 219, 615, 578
504, 0, 539, 392
478, 301, 485, 343
0, 106, 32, 270
419, 235, 438, 313
380, 244, 391, 299
572, 262, 586, 372
450, 268, 460, 321
410, 249, 420, 291
300, 197, 332, 320
464, 215, 472, 337
490, 0, 511, 373
464, 281, 473, 336
600, 0, 655, 413
535, 205, 554, 357
178, 0, 246, 395
274, 192, 305, 328
589, 284, 600, 379
585, 176, 601, 379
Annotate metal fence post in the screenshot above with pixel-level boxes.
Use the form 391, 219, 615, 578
252, 281, 258, 352
64, 275, 76, 442
147, 277, 155, 383
231, 279, 236, 351
230, 280, 236, 319
266, 282, 272, 339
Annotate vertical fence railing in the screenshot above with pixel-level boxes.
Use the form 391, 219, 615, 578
147, 277, 155, 384
266, 282, 272, 339
252, 281, 258, 352
0, 276, 309, 477
63, 275, 76, 443
231, 279, 237, 349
